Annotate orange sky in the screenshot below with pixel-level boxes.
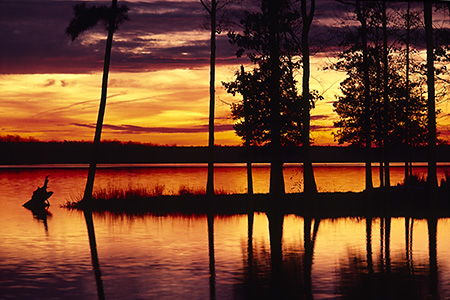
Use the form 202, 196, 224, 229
1, 1, 450, 146
0, 62, 346, 146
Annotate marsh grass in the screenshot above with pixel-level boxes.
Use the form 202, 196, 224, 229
93, 183, 166, 200
440, 172, 450, 190
177, 185, 205, 196
177, 185, 232, 196
400, 173, 450, 189
64, 183, 234, 208
400, 174, 427, 188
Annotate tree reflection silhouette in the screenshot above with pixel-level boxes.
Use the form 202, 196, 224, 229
238, 210, 321, 299
207, 213, 216, 300
267, 211, 283, 298
337, 217, 439, 299
366, 217, 373, 275
247, 210, 254, 290
84, 210, 105, 300
304, 216, 320, 300
405, 217, 414, 275
427, 217, 438, 300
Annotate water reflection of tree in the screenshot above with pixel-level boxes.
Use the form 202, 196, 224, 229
207, 213, 216, 300
84, 210, 105, 300
336, 217, 439, 299
237, 213, 320, 299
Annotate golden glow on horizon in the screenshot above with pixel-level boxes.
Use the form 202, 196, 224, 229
2, 57, 450, 146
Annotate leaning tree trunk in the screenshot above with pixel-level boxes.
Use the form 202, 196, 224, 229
83, 0, 117, 202
301, 0, 318, 195
356, 0, 373, 191
424, 2, 438, 195
268, 0, 285, 197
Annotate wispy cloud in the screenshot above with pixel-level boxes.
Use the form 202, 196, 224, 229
0, 0, 246, 74
72, 123, 234, 134
0, 0, 351, 74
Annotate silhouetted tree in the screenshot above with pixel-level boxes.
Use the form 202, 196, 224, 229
424, 1, 438, 194
333, 46, 428, 150
227, 0, 295, 196
359, 0, 374, 190
390, 3, 426, 183
201, 0, 237, 196
403, 2, 413, 182
200, 0, 218, 196
382, 1, 390, 188
343, 0, 373, 191
66, 0, 129, 202
241, 66, 254, 194
224, 61, 322, 146
333, 1, 439, 190
227, 0, 324, 196
300, 0, 317, 195
267, 0, 287, 196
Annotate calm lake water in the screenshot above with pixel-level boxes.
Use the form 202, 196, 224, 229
1, 164, 450, 299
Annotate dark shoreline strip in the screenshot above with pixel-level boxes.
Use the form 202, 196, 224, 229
64, 188, 450, 218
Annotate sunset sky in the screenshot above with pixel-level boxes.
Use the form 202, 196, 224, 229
2, 0, 450, 146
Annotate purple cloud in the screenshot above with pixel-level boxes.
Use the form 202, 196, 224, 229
72, 122, 234, 134
1, 0, 431, 75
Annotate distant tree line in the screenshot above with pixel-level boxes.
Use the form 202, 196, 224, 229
5, 135, 450, 164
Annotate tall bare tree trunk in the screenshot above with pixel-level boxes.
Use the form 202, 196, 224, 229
405, 2, 412, 183
424, 2, 438, 195
203, 0, 217, 196
83, 0, 117, 202
356, 0, 373, 191
382, 1, 390, 188
301, 0, 317, 195
374, 45, 383, 188
268, 0, 285, 196
241, 66, 254, 195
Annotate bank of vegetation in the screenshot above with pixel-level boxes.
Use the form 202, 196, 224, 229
63, 182, 450, 218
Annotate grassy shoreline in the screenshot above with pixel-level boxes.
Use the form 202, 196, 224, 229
63, 186, 450, 218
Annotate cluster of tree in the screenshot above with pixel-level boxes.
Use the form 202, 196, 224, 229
330, 1, 450, 193
331, 1, 430, 189
223, 0, 450, 198
65, 0, 450, 201
223, 0, 321, 195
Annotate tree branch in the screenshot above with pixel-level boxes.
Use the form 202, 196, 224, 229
200, 0, 212, 15
309, 0, 315, 28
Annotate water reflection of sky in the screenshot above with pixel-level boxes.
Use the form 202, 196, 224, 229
2, 163, 450, 195
1, 167, 450, 299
